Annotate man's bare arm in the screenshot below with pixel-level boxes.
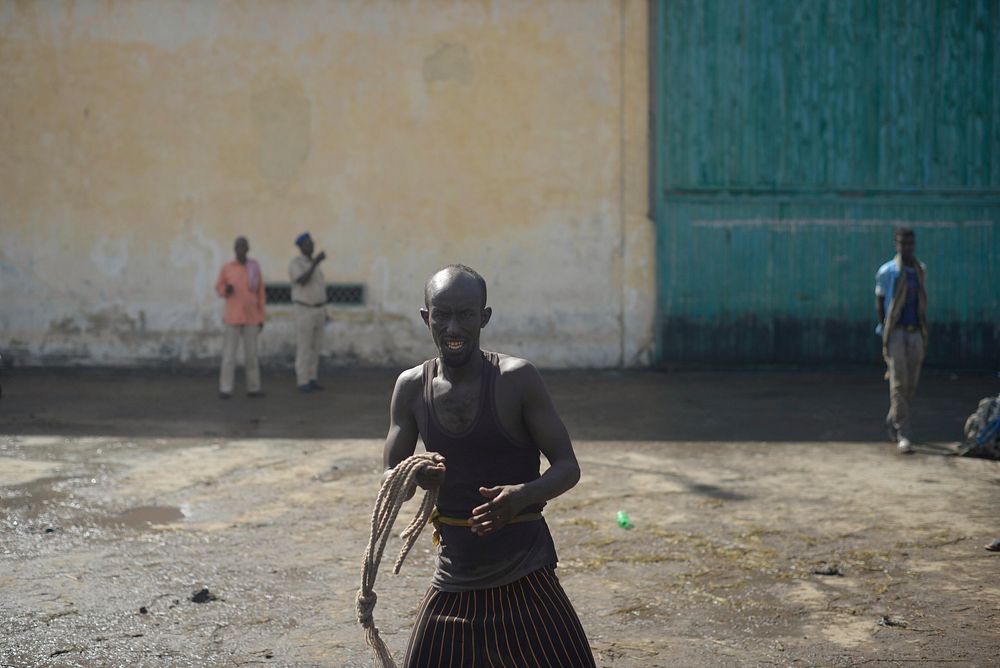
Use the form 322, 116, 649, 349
215, 268, 232, 297
294, 252, 327, 286
515, 362, 580, 504
471, 361, 579, 535
381, 368, 445, 492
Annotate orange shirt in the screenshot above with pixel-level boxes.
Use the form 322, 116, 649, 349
215, 259, 266, 325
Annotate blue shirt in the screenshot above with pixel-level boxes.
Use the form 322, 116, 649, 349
875, 259, 924, 329
898, 267, 920, 326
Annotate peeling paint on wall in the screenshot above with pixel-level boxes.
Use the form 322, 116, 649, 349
692, 219, 994, 230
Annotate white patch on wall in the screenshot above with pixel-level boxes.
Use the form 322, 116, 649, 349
371, 256, 390, 311
692, 218, 992, 230
90, 236, 130, 278
169, 224, 222, 318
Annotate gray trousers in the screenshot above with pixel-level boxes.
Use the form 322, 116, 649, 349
886, 328, 924, 439
219, 324, 261, 393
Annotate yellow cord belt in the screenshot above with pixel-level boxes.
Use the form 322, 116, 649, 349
429, 508, 543, 545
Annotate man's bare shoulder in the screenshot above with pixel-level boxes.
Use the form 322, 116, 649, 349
393, 363, 425, 397
494, 353, 544, 387
389, 364, 425, 424
493, 352, 531, 372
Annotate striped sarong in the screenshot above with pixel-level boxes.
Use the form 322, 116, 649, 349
402, 565, 596, 667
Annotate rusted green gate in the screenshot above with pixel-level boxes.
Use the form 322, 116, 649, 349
651, 0, 999, 368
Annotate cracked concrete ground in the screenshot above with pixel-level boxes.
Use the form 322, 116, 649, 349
1, 368, 998, 667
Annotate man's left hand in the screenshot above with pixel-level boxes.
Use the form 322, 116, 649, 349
471, 484, 527, 537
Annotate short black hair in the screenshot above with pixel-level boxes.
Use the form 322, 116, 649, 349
424, 264, 488, 309
894, 227, 915, 241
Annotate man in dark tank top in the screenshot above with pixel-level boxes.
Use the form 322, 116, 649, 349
382, 264, 596, 667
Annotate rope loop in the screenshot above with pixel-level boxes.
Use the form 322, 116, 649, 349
356, 453, 441, 668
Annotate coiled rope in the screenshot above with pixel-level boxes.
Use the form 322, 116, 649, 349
356, 453, 441, 668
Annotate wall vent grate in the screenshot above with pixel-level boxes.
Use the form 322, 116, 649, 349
264, 283, 365, 306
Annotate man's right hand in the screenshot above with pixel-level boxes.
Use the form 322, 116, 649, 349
225, 284, 234, 296
315, 251, 327, 263
416, 454, 446, 491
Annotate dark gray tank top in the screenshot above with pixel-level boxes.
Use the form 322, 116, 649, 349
422, 351, 558, 591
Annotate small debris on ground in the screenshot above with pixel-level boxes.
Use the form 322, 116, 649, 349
812, 563, 842, 576
190, 588, 218, 604
138, 606, 148, 614
877, 615, 907, 628
315, 466, 341, 482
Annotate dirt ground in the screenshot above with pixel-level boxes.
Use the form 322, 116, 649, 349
1, 367, 999, 667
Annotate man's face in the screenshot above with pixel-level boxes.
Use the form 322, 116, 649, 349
234, 238, 249, 263
895, 234, 915, 263
299, 238, 314, 257
421, 273, 491, 369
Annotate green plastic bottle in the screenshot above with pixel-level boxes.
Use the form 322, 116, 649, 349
616, 510, 632, 529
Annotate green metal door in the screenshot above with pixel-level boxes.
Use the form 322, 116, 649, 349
652, 0, 999, 368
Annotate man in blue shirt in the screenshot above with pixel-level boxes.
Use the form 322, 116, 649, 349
875, 227, 928, 453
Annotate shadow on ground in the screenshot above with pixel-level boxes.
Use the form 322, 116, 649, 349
0, 367, 994, 444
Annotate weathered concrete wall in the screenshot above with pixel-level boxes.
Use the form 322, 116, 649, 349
0, 0, 653, 368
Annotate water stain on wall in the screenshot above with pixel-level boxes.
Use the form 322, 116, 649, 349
423, 44, 473, 84
83, 307, 147, 342
47, 316, 82, 336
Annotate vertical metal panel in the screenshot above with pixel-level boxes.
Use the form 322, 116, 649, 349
653, 0, 1000, 368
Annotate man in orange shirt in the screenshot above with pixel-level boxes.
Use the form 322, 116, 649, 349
215, 236, 266, 398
